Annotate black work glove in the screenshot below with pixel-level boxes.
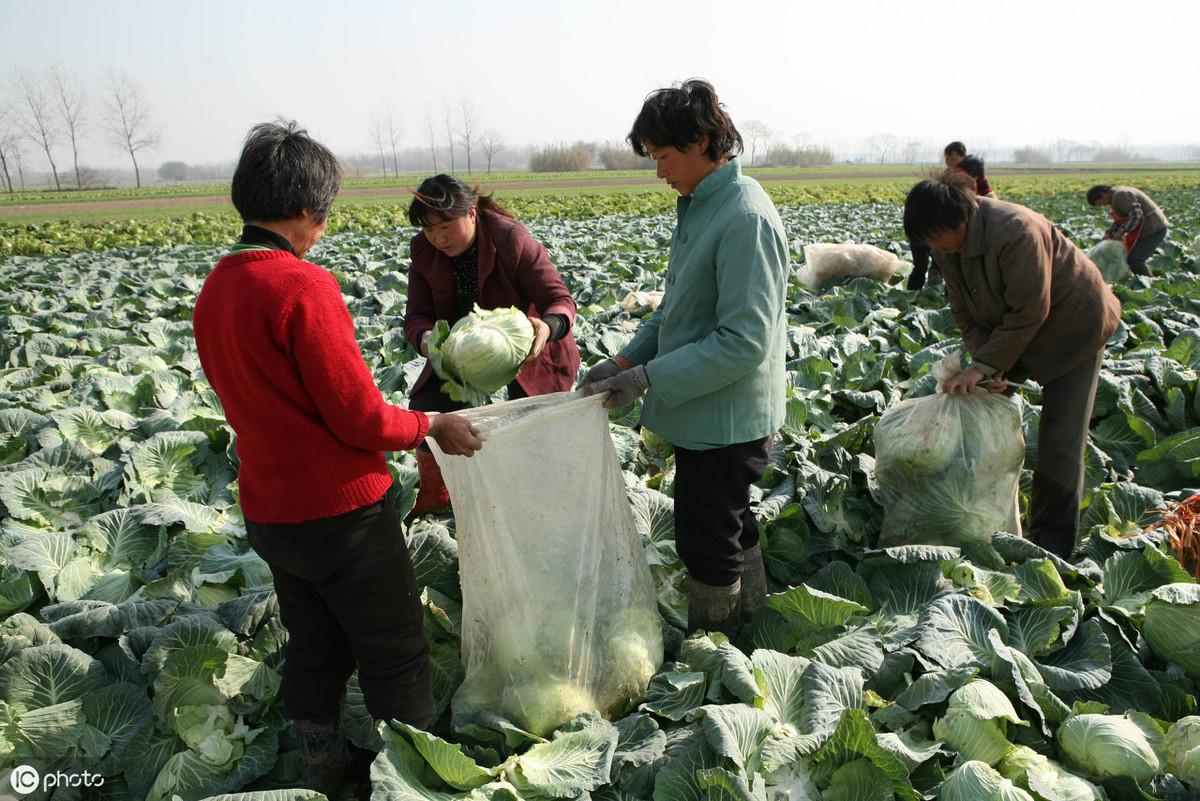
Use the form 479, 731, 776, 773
582, 366, 650, 408
577, 358, 623, 390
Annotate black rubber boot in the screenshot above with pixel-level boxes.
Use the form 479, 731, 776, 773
688, 577, 741, 639
294, 718, 351, 798
739, 545, 767, 626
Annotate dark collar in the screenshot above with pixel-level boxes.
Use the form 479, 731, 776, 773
239, 224, 296, 256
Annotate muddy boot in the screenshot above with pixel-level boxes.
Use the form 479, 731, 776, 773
739, 545, 767, 626
410, 450, 450, 516
688, 577, 741, 639
294, 718, 351, 798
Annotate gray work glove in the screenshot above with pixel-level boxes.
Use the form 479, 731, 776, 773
583, 365, 650, 408
576, 358, 624, 390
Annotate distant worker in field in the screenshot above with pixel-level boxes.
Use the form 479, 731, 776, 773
903, 175, 1121, 559
579, 79, 790, 638
944, 140, 994, 198
908, 141, 996, 290
193, 121, 483, 797
403, 173, 580, 515
1087, 184, 1170, 277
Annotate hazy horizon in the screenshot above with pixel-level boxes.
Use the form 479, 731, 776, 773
2, 0, 1198, 177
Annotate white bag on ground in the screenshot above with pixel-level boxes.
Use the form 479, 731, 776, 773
1088, 240, 1131, 283
872, 356, 1025, 549
428, 392, 663, 736
799, 242, 907, 291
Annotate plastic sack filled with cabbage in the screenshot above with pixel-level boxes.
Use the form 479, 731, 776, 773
799, 242, 908, 291
427, 304, 535, 406
427, 392, 664, 737
873, 353, 1025, 550
1087, 239, 1131, 283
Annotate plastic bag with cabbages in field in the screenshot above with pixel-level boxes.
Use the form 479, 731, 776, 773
799, 242, 909, 291
872, 354, 1025, 551
428, 392, 664, 737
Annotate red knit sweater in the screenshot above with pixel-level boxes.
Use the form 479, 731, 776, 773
193, 249, 429, 523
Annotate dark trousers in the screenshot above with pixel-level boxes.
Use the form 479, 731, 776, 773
245, 488, 434, 726
1028, 351, 1104, 558
673, 437, 770, 587
1127, 228, 1167, 277
906, 243, 942, 290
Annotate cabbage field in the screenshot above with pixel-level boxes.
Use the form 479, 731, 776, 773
1, 185, 1200, 801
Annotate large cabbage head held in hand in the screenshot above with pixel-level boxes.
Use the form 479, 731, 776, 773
427, 305, 535, 405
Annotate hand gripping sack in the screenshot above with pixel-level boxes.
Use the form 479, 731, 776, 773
428, 392, 663, 736
872, 374, 1025, 550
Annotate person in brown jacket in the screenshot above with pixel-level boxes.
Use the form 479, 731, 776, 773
903, 176, 1122, 558
1086, 184, 1170, 277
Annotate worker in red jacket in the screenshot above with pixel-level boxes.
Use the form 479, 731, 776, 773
193, 121, 482, 798
403, 174, 580, 514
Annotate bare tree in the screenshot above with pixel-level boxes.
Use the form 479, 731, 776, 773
385, 109, 402, 176
458, 97, 479, 174
743, 120, 772, 167
902, 140, 922, 165
102, 71, 160, 188
0, 131, 16, 192
0, 105, 17, 192
479, 130, 503, 173
1189, 144, 1200, 161
865, 133, 897, 164
424, 105, 439, 172
48, 67, 88, 188
442, 101, 456, 173
368, 116, 388, 177
8, 136, 27, 190
15, 73, 62, 190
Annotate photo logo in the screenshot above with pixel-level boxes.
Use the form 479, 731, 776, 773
10, 765, 39, 794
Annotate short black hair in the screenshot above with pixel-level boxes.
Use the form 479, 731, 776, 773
903, 177, 976, 244
944, 141, 967, 157
1086, 185, 1112, 205
957, 154, 985, 179
231, 120, 341, 223
628, 79, 743, 162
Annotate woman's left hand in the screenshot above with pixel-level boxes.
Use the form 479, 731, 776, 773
525, 316, 550, 364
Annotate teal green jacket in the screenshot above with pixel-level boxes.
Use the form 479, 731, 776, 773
620, 160, 789, 450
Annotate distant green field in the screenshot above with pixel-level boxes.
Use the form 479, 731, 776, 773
3, 162, 1198, 208
2, 169, 1199, 257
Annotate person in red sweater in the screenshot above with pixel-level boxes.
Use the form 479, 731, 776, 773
193, 121, 482, 798
404, 174, 580, 514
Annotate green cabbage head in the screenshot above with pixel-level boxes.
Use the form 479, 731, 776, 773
1142, 583, 1200, 679
932, 679, 1021, 766
941, 761, 1036, 801
1057, 711, 1165, 782
501, 677, 597, 737
1165, 715, 1200, 789
428, 305, 534, 405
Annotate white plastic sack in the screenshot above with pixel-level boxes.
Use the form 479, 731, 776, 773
428, 392, 663, 736
620, 290, 664, 312
872, 357, 1025, 549
1088, 240, 1131, 283
799, 242, 907, 291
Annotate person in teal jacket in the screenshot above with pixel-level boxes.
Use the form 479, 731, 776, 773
580, 79, 790, 637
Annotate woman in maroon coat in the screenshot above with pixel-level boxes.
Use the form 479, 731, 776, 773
404, 174, 581, 513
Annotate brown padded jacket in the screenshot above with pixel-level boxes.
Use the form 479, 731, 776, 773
932, 197, 1122, 383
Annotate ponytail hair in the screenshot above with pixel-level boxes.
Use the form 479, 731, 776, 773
627, 79, 743, 161
408, 173, 514, 227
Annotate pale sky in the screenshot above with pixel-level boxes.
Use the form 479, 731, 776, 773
2, 0, 1198, 170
